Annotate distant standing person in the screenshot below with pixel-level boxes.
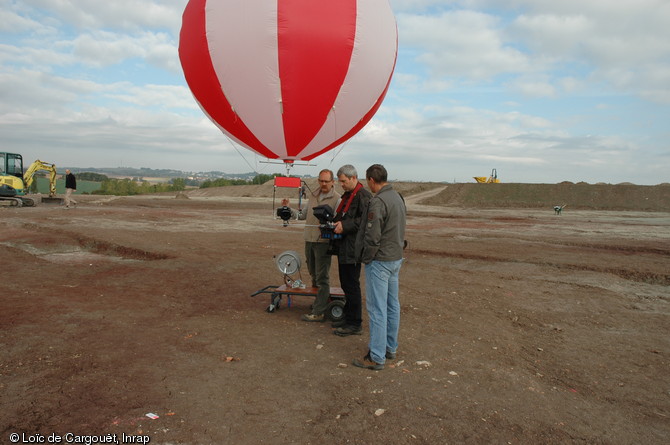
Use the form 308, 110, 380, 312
282, 169, 340, 322
64, 169, 77, 208
331, 165, 372, 336
353, 164, 406, 370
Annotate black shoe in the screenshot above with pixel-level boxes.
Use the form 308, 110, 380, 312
331, 320, 347, 328
334, 325, 362, 337
385, 351, 396, 360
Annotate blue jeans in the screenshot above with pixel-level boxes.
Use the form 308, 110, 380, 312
365, 259, 403, 364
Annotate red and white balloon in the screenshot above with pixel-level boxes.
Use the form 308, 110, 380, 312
179, 0, 398, 163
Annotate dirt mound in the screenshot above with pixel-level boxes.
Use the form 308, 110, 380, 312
185, 181, 670, 212
187, 178, 319, 199
421, 183, 670, 211
186, 179, 446, 202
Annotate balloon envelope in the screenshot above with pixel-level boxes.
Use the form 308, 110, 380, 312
179, 0, 398, 163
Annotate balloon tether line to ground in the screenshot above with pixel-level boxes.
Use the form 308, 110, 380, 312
224, 135, 263, 175
327, 135, 351, 168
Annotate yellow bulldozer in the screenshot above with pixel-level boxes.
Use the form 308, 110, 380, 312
474, 168, 500, 183
0, 152, 63, 207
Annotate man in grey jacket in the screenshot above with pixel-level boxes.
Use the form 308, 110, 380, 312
353, 164, 406, 370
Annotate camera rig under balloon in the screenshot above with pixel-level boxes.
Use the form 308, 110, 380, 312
272, 176, 305, 226
312, 204, 341, 240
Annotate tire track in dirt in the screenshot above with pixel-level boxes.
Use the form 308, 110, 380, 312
404, 185, 448, 205
15, 222, 173, 261
412, 248, 670, 286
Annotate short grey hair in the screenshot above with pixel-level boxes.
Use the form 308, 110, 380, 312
336, 164, 357, 179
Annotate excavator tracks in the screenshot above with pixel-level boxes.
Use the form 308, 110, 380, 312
0, 197, 35, 207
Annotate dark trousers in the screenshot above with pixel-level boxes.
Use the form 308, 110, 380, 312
339, 262, 362, 328
305, 242, 331, 315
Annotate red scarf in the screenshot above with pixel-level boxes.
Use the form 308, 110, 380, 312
336, 181, 363, 215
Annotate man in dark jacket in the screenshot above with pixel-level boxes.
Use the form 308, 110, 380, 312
64, 169, 77, 208
352, 164, 406, 370
331, 165, 372, 336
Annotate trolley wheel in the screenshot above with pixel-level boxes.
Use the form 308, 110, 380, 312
267, 294, 282, 313
325, 300, 345, 321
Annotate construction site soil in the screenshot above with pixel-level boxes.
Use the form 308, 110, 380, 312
2, 182, 669, 444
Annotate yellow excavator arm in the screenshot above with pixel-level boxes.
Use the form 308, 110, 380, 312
24, 160, 58, 197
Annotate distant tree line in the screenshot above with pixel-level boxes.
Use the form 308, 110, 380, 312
77, 172, 109, 181
75, 172, 284, 196
92, 178, 186, 195
200, 178, 250, 188
199, 173, 282, 188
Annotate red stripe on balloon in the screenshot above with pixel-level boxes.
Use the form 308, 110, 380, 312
179, 0, 276, 159
303, 50, 397, 162
277, 0, 357, 158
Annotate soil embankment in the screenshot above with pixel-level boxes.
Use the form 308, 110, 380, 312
419, 182, 670, 211
188, 181, 670, 212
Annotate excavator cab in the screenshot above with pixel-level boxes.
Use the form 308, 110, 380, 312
1, 152, 25, 181
1, 153, 26, 193
0, 152, 32, 206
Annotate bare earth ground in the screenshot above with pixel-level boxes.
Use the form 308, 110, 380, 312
1, 187, 669, 444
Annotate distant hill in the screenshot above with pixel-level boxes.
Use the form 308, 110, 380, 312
61, 167, 260, 181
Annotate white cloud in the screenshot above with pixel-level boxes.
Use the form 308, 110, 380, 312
71, 30, 178, 71
0, 6, 45, 33
394, 0, 670, 104
507, 77, 557, 98
108, 84, 196, 111
0, 0, 668, 184
508, 1, 670, 103
399, 10, 530, 80
510, 13, 593, 57
24, 0, 183, 32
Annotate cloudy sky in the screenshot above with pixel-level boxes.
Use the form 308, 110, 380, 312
1, 0, 669, 184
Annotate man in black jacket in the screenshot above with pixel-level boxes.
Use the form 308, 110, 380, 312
64, 169, 77, 208
331, 165, 372, 336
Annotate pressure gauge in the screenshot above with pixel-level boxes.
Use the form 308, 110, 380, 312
275, 250, 301, 275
